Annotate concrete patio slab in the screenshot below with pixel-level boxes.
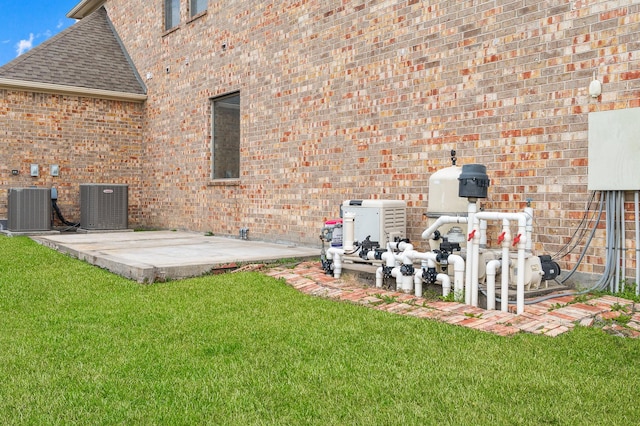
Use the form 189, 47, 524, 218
32, 231, 320, 283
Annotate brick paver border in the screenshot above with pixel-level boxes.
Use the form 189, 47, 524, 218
262, 262, 640, 338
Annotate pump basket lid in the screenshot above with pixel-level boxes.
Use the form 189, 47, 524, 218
458, 164, 490, 198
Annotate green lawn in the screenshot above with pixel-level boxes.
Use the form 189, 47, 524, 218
1, 235, 639, 425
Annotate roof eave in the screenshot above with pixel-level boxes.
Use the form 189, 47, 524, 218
0, 78, 147, 103
68, 0, 107, 20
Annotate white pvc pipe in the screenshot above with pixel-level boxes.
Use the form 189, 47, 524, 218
401, 273, 414, 293
413, 272, 425, 298
421, 215, 468, 240
383, 243, 395, 264
633, 191, 640, 296
524, 205, 534, 253
419, 199, 532, 314
343, 212, 356, 252
501, 219, 511, 312
474, 211, 528, 314
485, 259, 501, 310
391, 267, 402, 291
479, 219, 488, 248
413, 268, 451, 298
375, 267, 384, 288
470, 220, 481, 307
465, 201, 477, 305
389, 241, 413, 252
401, 250, 436, 267
376, 249, 398, 288
515, 234, 527, 314
447, 254, 465, 300
362, 250, 377, 261
326, 247, 345, 279
400, 249, 435, 294
438, 273, 451, 297
399, 249, 462, 299
413, 257, 436, 297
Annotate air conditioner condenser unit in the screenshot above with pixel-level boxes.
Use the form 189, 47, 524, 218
80, 184, 128, 230
7, 187, 52, 232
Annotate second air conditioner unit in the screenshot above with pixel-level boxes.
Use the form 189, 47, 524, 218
80, 184, 128, 230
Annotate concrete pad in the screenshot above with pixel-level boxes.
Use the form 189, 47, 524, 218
1, 229, 60, 237
32, 231, 320, 283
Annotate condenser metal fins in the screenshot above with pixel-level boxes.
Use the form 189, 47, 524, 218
7, 188, 52, 232
80, 184, 128, 230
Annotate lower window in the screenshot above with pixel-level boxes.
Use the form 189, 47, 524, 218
211, 92, 240, 180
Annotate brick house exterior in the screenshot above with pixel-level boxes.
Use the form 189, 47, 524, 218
0, 8, 146, 226
2, 0, 640, 279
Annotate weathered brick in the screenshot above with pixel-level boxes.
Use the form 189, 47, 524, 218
1, 1, 639, 279
1, 91, 144, 225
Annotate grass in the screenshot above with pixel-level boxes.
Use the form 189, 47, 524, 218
1, 236, 640, 425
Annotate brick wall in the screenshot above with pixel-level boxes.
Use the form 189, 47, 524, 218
0, 90, 144, 226
102, 0, 640, 276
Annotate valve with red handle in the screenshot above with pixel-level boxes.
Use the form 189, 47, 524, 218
512, 233, 521, 246
467, 229, 476, 241
497, 231, 506, 244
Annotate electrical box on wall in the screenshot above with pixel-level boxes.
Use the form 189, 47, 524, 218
341, 199, 406, 246
588, 108, 640, 190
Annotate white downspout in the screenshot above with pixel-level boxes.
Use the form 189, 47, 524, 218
485, 259, 501, 310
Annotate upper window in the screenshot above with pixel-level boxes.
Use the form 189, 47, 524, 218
211, 93, 241, 180
165, 0, 180, 30
191, 0, 207, 17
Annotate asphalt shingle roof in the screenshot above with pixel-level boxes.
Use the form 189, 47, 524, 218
0, 7, 145, 95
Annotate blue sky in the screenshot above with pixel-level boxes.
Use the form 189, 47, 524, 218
0, 1, 80, 66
